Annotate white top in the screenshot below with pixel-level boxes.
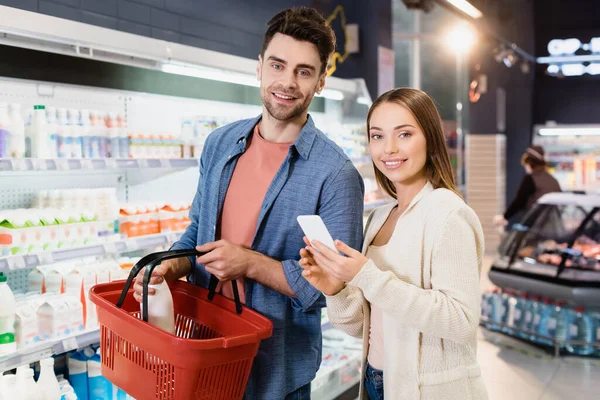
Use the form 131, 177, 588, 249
365, 244, 388, 370
326, 182, 488, 400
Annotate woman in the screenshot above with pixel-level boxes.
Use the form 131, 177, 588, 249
494, 145, 561, 227
299, 88, 488, 399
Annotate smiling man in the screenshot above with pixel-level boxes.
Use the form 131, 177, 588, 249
133, 6, 364, 399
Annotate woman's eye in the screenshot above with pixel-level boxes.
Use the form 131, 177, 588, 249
370, 134, 382, 140
399, 132, 411, 138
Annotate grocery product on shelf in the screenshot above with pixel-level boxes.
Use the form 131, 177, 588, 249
56, 108, 70, 159
46, 107, 58, 159
481, 290, 599, 356
119, 201, 191, 238
67, 109, 83, 159
0, 103, 10, 158
567, 306, 595, 355
0, 208, 102, 256
0, 272, 17, 356
26, 105, 50, 159
15, 365, 42, 400
37, 357, 62, 400
8, 103, 25, 159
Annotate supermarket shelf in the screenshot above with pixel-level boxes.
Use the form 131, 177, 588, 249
0, 158, 198, 172
0, 231, 184, 272
480, 316, 600, 358
489, 267, 600, 308
0, 329, 99, 373
312, 349, 362, 400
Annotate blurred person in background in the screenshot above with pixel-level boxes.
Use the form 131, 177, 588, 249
494, 145, 561, 227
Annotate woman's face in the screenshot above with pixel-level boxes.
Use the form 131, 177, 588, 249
368, 102, 428, 186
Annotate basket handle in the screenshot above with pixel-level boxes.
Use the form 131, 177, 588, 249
114, 249, 244, 320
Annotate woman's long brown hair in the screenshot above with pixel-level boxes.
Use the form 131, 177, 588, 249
367, 88, 460, 199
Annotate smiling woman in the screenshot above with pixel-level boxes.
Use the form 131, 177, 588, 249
300, 87, 488, 399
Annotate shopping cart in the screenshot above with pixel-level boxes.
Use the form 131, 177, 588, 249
89, 249, 273, 400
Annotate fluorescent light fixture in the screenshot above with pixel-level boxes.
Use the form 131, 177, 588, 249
587, 63, 600, 75
161, 63, 344, 100
547, 38, 581, 56
445, 0, 483, 19
537, 54, 600, 64
592, 37, 600, 53
357, 96, 372, 106
561, 63, 586, 76
445, 22, 477, 54
547, 65, 560, 74
161, 63, 259, 87
317, 88, 345, 101
539, 128, 600, 136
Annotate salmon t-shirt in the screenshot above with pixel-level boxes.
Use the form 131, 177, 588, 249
218, 123, 291, 303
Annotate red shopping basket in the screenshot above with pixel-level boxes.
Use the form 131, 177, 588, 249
89, 249, 273, 400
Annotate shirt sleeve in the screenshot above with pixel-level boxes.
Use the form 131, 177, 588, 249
504, 174, 535, 220
170, 146, 205, 277
283, 160, 365, 312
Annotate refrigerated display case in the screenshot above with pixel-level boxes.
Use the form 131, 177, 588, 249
490, 192, 600, 308
532, 124, 600, 192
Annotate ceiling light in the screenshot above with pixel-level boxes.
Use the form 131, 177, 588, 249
445, 22, 477, 54
538, 128, 600, 136
561, 63, 586, 77
444, 0, 483, 19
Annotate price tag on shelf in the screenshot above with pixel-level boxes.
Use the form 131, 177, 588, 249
118, 159, 138, 169
38, 252, 54, 265
0, 159, 13, 171
62, 337, 79, 352
80, 159, 93, 170
104, 242, 116, 253
45, 160, 58, 170
56, 159, 70, 170
114, 241, 128, 253
24, 255, 40, 268
0, 258, 8, 271
106, 159, 118, 169
91, 159, 107, 169
8, 256, 25, 270
68, 159, 82, 170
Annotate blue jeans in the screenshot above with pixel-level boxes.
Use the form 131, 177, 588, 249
364, 362, 384, 400
285, 383, 311, 400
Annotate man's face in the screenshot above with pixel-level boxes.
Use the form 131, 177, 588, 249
257, 33, 326, 121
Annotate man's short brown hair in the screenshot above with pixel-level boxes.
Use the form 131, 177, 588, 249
261, 7, 336, 74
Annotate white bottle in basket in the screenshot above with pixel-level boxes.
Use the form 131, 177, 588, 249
142, 280, 175, 334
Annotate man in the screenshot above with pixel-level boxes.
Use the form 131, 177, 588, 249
133, 7, 364, 399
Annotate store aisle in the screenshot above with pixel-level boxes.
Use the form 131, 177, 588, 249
478, 255, 600, 400
478, 328, 600, 399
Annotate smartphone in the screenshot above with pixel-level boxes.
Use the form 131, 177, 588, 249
297, 215, 337, 252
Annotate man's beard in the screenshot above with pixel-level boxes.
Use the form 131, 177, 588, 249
261, 85, 316, 121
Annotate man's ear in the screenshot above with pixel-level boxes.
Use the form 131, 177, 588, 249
256, 54, 263, 81
315, 72, 326, 94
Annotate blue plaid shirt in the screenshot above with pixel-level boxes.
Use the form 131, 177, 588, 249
172, 115, 364, 398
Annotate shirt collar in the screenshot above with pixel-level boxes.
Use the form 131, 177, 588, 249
236, 114, 317, 160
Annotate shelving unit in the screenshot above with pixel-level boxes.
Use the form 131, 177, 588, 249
0, 231, 184, 272
0, 329, 100, 373
480, 316, 600, 358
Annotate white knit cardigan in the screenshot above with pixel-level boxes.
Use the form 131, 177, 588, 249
326, 182, 489, 399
